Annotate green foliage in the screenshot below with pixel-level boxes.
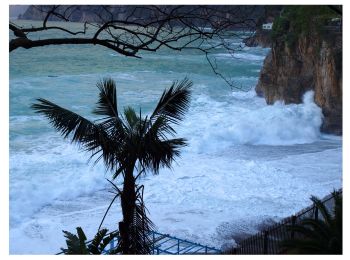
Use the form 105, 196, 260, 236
280, 191, 342, 254
61, 227, 119, 254
32, 77, 192, 254
271, 15, 289, 40
272, 6, 341, 47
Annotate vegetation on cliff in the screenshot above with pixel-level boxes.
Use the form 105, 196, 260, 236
256, 5, 342, 135
272, 6, 341, 48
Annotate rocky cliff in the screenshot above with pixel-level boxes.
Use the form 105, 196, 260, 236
243, 29, 272, 48
256, 7, 342, 135
243, 6, 282, 48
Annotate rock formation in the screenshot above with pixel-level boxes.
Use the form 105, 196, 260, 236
243, 30, 272, 48
255, 9, 342, 135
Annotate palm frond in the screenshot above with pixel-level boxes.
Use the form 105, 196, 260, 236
32, 98, 98, 141
280, 239, 327, 254
148, 116, 177, 138
31, 98, 124, 171
140, 137, 187, 175
150, 78, 192, 125
124, 106, 139, 131
298, 219, 332, 240
130, 185, 154, 254
93, 78, 118, 118
116, 184, 154, 254
280, 192, 342, 254
98, 179, 122, 231
286, 224, 324, 240
112, 167, 125, 180
310, 196, 332, 226
99, 117, 126, 140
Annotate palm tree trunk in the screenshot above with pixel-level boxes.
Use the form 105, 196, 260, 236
119, 160, 136, 254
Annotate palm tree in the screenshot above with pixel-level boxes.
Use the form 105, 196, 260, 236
280, 191, 342, 254
32, 77, 192, 254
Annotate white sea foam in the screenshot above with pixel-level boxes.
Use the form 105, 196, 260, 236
9, 88, 327, 246
215, 52, 266, 61
9, 86, 341, 254
10, 36, 341, 254
9, 143, 342, 254
181, 91, 323, 155
10, 137, 110, 226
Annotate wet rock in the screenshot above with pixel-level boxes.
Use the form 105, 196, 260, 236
256, 28, 342, 135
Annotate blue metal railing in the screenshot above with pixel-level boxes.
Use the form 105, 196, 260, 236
58, 230, 221, 255
150, 231, 221, 254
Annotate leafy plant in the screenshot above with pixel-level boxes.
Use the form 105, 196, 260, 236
280, 191, 342, 254
61, 227, 119, 254
32, 77, 192, 254
271, 6, 341, 47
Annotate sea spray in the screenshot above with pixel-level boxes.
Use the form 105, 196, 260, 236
10, 33, 341, 253
184, 91, 323, 155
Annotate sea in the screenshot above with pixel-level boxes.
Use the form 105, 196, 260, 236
9, 21, 342, 254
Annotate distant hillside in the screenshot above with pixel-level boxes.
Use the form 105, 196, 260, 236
20, 5, 268, 28
20, 5, 116, 22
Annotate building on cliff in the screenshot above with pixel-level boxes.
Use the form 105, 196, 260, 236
262, 23, 273, 30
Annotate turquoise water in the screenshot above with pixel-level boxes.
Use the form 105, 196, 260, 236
9, 21, 342, 254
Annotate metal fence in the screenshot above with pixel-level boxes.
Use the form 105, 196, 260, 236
57, 189, 341, 255
149, 231, 221, 254
58, 230, 221, 255
97, 230, 221, 254
227, 189, 342, 254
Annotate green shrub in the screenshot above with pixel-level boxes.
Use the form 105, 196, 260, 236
271, 6, 341, 47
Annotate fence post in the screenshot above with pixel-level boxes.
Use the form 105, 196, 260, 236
177, 240, 180, 254
263, 231, 269, 254
291, 215, 296, 239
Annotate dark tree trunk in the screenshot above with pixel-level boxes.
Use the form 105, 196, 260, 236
119, 161, 136, 254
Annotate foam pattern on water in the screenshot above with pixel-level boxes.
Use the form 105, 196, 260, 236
9, 33, 341, 253
10, 135, 109, 226
181, 91, 323, 156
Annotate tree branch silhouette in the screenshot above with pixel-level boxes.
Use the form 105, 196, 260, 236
10, 5, 264, 88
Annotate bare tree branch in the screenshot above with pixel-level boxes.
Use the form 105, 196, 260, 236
9, 37, 140, 57
10, 5, 265, 88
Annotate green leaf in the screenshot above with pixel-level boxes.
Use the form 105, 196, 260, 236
151, 78, 192, 125
93, 78, 118, 117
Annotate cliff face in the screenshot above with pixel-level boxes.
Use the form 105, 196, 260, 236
256, 28, 342, 135
243, 6, 283, 48
243, 30, 272, 48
